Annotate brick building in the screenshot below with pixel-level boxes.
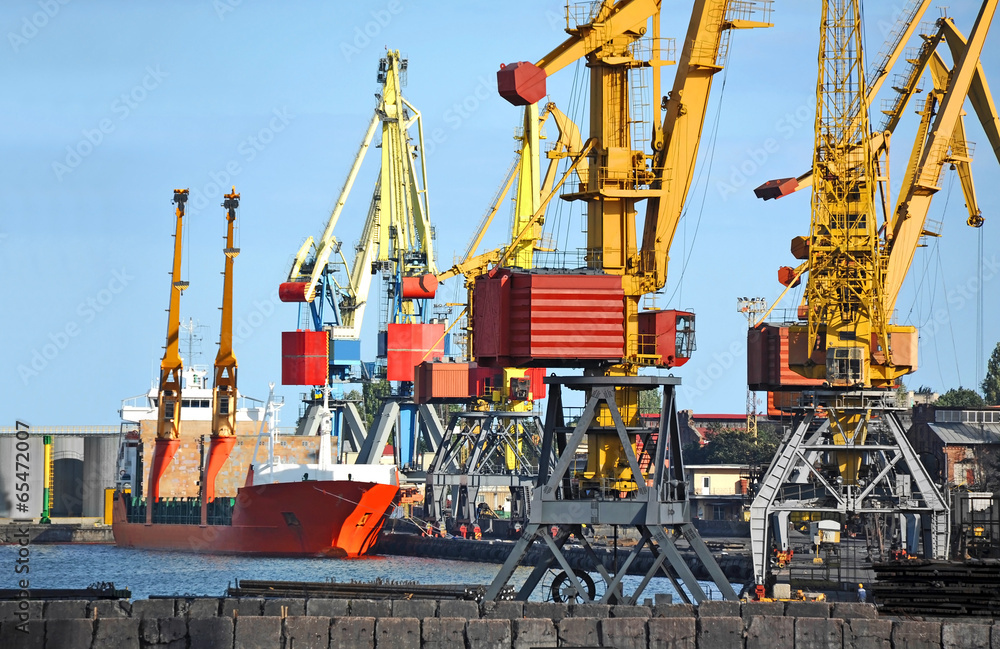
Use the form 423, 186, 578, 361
907, 404, 1000, 487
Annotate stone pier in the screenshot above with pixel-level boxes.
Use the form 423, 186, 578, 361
1, 597, 995, 648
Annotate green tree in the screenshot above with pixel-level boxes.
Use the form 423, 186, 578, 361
683, 425, 780, 466
895, 380, 909, 408
639, 388, 662, 415
361, 379, 392, 429
982, 342, 1000, 406
935, 387, 985, 408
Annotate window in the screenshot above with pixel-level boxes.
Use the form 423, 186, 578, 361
713, 505, 727, 521
935, 410, 998, 424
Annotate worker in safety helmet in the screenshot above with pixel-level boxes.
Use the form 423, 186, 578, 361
856, 583, 867, 603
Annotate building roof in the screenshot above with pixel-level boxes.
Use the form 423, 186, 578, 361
928, 422, 1000, 445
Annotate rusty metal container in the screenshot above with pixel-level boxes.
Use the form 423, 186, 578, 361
414, 361, 470, 404
747, 324, 825, 391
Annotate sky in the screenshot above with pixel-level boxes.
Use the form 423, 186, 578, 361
2, 0, 998, 427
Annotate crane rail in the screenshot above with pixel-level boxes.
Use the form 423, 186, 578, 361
228, 579, 516, 601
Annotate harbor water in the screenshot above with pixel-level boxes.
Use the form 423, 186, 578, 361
0, 544, 733, 602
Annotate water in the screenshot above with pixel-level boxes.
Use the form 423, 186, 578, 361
0, 544, 731, 603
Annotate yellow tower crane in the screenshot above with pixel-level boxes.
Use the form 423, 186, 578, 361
482, 0, 772, 605
748, 0, 999, 587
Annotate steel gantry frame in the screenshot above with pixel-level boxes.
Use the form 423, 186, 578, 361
425, 411, 548, 531
749, 390, 949, 584
485, 376, 737, 604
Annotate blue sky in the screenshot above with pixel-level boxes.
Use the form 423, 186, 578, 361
2, 0, 998, 426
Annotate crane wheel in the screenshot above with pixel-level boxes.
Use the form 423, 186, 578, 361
550, 570, 597, 603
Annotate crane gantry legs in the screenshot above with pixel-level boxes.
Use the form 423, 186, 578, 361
485, 376, 737, 604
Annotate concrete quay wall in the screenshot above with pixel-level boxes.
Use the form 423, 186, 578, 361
0, 597, 993, 648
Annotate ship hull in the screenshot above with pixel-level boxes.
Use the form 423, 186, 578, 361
112, 480, 399, 557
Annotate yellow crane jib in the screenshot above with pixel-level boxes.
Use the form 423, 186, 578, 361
148, 188, 189, 506
756, 4, 999, 390
205, 187, 240, 503
279, 49, 438, 387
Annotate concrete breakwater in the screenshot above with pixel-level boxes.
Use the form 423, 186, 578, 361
374, 533, 755, 582
0, 523, 113, 545
0, 596, 985, 648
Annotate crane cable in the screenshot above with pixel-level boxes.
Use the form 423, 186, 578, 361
977, 224, 984, 390
664, 41, 733, 308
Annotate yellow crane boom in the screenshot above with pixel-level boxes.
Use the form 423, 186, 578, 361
148, 189, 189, 505
204, 187, 240, 502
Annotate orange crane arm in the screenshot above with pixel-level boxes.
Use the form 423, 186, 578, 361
156, 190, 189, 442
535, 0, 660, 76
212, 188, 240, 439
204, 188, 241, 503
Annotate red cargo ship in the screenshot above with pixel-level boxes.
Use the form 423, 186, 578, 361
113, 378, 401, 557
111, 467, 400, 557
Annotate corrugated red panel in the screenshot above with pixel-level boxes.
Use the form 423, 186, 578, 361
414, 362, 471, 404
747, 325, 824, 391
386, 323, 445, 382
473, 271, 624, 367
281, 330, 328, 385
511, 273, 623, 362
472, 271, 511, 359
